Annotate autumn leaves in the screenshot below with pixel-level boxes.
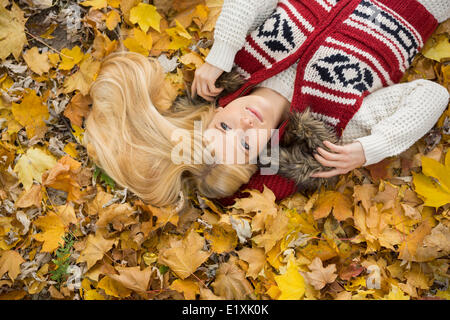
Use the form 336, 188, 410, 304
0, 0, 449, 300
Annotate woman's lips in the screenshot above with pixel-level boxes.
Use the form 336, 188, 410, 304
247, 107, 263, 123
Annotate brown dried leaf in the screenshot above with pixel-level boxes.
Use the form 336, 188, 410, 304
158, 229, 210, 279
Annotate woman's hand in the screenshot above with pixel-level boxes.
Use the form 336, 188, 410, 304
191, 62, 225, 101
310, 140, 366, 178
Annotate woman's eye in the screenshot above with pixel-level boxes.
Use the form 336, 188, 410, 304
220, 122, 231, 131
241, 139, 250, 150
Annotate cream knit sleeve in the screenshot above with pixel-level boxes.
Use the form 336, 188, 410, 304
417, 0, 450, 23
205, 0, 278, 72
341, 80, 449, 166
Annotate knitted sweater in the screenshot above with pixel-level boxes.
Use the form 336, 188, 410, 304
206, 0, 450, 168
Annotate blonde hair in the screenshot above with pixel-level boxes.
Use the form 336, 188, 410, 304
84, 51, 256, 207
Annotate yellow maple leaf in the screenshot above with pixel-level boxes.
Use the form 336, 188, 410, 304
47, 52, 60, 66
204, 224, 237, 254
95, 199, 136, 233
166, 19, 192, 50
130, 3, 161, 33
41, 155, 84, 202
299, 240, 338, 261
97, 276, 132, 298
133, 28, 153, 50
107, 0, 120, 8
383, 284, 410, 300
201, 0, 223, 33
23, 47, 51, 75
233, 185, 278, 232
63, 53, 101, 95
398, 219, 433, 261
15, 183, 42, 208
237, 247, 266, 279
304, 257, 337, 290
170, 279, 200, 300
71, 123, 85, 144
108, 266, 153, 295
32, 211, 66, 253
83, 289, 107, 300
158, 229, 210, 279
105, 9, 121, 31
80, 0, 107, 10
252, 210, 289, 252
63, 142, 79, 159
0, 3, 27, 61
54, 203, 78, 227
77, 232, 116, 270
64, 92, 91, 127
193, 4, 209, 28
312, 190, 353, 221
435, 288, 450, 300
0, 216, 13, 237
179, 52, 204, 70
274, 256, 305, 300
123, 28, 153, 56
40, 23, 57, 39
210, 257, 254, 299
11, 89, 49, 139
92, 31, 118, 60
59, 46, 84, 71
136, 200, 178, 231
422, 34, 450, 62
0, 250, 25, 281
13, 147, 57, 191
412, 150, 450, 207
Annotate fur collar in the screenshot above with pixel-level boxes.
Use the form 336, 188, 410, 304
276, 107, 339, 193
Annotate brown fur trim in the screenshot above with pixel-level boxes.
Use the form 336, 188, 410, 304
169, 68, 245, 113
180, 68, 245, 106
277, 107, 340, 193
215, 68, 246, 95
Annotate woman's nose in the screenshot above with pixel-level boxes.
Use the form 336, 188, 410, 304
241, 116, 254, 129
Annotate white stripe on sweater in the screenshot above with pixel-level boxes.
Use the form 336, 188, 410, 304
235, 65, 251, 80
353, 3, 421, 48
311, 111, 341, 126
243, 40, 272, 68
373, 0, 424, 47
314, 0, 332, 12
281, 0, 315, 32
301, 86, 358, 105
344, 19, 405, 72
349, 14, 411, 70
325, 37, 393, 85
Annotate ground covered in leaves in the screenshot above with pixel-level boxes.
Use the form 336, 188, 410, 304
0, 0, 449, 300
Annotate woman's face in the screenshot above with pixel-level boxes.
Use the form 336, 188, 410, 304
205, 94, 284, 165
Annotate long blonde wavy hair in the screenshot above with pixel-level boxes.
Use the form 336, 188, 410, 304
84, 51, 256, 207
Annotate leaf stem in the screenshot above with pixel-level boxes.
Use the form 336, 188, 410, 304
24, 29, 75, 60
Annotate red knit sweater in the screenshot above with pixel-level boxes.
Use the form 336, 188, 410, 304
217, 0, 437, 206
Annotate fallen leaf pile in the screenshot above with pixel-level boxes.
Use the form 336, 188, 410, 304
0, 0, 449, 300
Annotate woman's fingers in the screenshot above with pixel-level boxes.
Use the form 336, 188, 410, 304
200, 82, 214, 101
323, 140, 346, 153
191, 78, 197, 98
192, 62, 225, 100
207, 81, 224, 95
314, 153, 345, 169
317, 146, 344, 161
